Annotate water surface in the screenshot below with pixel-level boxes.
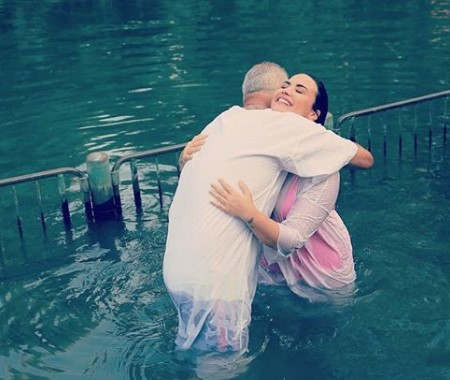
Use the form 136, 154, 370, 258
0, 1, 449, 379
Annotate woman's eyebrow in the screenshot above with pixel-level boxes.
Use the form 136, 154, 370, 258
295, 84, 308, 91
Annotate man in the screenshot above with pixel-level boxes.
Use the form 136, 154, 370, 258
163, 62, 373, 352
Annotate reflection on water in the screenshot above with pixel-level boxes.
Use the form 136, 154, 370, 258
0, 0, 449, 379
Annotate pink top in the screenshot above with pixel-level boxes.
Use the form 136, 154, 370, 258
259, 172, 356, 295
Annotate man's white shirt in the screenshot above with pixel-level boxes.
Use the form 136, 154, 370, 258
164, 106, 357, 303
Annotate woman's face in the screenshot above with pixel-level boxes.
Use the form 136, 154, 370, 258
270, 73, 319, 122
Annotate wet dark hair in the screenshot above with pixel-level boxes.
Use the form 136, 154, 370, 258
305, 72, 328, 125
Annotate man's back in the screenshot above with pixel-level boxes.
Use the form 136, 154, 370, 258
164, 107, 289, 303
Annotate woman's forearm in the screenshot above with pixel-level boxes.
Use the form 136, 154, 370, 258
244, 209, 280, 249
209, 178, 280, 248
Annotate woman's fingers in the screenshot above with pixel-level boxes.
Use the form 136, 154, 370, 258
183, 143, 200, 160
193, 134, 208, 142
210, 184, 229, 207
210, 179, 253, 220
182, 134, 208, 161
187, 145, 201, 154
210, 180, 236, 210
238, 180, 251, 196
209, 188, 229, 212
210, 182, 227, 197
217, 178, 234, 194
190, 134, 208, 150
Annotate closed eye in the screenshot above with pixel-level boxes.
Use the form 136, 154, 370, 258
295, 84, 308, 94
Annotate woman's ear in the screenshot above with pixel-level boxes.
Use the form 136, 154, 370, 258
309, 109, 320, 122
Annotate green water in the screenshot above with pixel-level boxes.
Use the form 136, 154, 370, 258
0, 1, 449, 379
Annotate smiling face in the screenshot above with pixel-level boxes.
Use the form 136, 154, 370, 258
270, 73, 319, 122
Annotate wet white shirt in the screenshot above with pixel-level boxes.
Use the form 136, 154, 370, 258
163, 106, 357, 351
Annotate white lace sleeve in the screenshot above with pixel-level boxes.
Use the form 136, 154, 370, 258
273, 172, 340, 259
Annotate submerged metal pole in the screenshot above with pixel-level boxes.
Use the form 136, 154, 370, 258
58, 174, 72, 229
35, 181, 46, 233
111, 170, 122, 218
86, 152, 116, 221
11, 185, 23, 239
81, 175, 93, 221
130, 160, 142, 211
154, 157, 163, 209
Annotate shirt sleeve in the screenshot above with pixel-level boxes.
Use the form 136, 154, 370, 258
267, 173, 340, 261
283, 122, 358, 177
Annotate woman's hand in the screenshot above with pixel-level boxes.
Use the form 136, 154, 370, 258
210, 178, 257, 222
211, 178, 280, 247
180, 134, 208, 163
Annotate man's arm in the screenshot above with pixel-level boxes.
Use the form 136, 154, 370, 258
349, 143, 374, 169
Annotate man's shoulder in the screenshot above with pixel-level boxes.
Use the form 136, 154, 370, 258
216, 106, 327, 133
221, 106, 304, 121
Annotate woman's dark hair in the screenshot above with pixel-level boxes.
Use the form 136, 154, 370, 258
305, 72, 328, 126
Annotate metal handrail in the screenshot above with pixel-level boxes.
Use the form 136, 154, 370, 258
336, 89, 449, 158
0, 89, 448, 236
111, 143, 187, 173
0, 167, 92, 236
0, 167, 84, 187
337, 89, 450, 127
111, 142, 187, 214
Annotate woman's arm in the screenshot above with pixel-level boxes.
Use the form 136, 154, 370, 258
209, 179, 280, 248
275, 174, 339, 256
209, 174, 340, 255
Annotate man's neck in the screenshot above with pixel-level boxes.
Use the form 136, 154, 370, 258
243, 91, 272, 110
245, 104, 267, 110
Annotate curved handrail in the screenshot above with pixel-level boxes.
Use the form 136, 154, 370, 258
111, 143, 187, 172
110, 142, 187, 213
0, 167, 85, 188
337, 89, 450, 127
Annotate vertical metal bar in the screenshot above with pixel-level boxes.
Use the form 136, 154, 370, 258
414, 105, 418, 157
57, 174, 71, 229
444, 122, 447, 148
110, 170, 122, 218
428, 102, 433, 151
398, 109, 403, 158
382, 112, 387, 158
81, 175, 93, 221
0, 239, 5, 272
35, 181, 46, 233
444, 97, 448, 151
155, 157, 163, 209
11, 185, 23, 239
349, 117, 355, 142
130, 160, 142, 210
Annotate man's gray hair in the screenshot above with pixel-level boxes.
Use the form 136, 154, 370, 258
241, 61, 288, 96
